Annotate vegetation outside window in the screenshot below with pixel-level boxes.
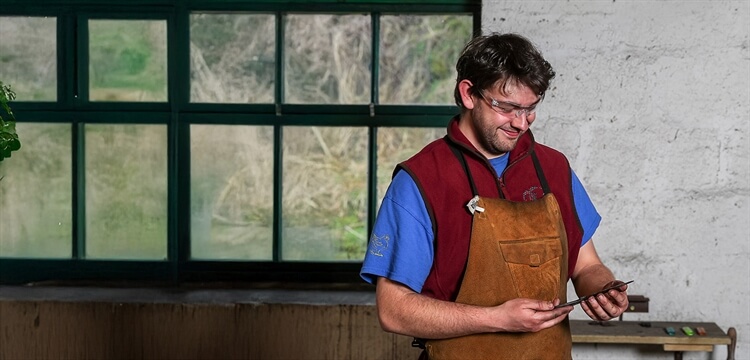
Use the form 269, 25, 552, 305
0, 123, 72, 258
0, 16, 56, 101
284, 14, 372, 105
0, 2, 478, 285
379, 14, 471, 105
85, 124, 169, 260
89, 20, 168, 102
190, 13, 276, 104
190, 124, 274, 261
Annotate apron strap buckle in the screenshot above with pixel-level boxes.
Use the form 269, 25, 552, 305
466, 195, 485, 215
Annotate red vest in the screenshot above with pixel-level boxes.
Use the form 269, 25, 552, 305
397, 117, 584, 301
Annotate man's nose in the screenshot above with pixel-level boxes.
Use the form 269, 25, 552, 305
511, 111, 529, 131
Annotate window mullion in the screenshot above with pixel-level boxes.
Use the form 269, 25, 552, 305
272, 12, 285, 262
73, 121, 86, 260
367, 12, 380, 240
59, 10, 76, 107
370, 12, 379, 105
72, 13, 89, 260
168, 7, 186, 281
76, 13, 89, 105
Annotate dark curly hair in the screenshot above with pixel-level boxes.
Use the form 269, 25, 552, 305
454, 33, 556, 108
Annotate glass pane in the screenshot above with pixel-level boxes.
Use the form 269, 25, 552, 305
190, 125, 274, 260
284, 14, 371, 104
282, 126, 368, 261
0, 123, 72, 258
89, 20, 167, 102
0, 16, 57, 101
376, 127, 443, 208
85, 124, 167, 259
190, 13, 275, 104
379, 15, 472, 105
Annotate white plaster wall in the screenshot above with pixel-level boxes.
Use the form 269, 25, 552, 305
481, 1, 749, 359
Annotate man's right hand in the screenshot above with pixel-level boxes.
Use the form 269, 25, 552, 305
493, 298, 573, 333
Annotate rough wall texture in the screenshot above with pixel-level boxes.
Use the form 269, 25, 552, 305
481, 1, 749, 359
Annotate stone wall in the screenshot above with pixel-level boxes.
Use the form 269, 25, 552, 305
481, 1, 749, 359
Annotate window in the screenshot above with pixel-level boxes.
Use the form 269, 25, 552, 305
0, 1, 478, 285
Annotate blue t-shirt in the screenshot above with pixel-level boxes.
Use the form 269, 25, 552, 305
360, 152, 601, 293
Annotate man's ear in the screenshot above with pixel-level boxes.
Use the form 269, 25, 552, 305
458, 80, 476, 110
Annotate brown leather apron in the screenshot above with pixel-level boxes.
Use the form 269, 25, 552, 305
424, 170, 572, 359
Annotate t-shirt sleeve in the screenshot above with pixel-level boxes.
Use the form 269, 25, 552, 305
359, 170, 434, 293
571, 169, 601, 246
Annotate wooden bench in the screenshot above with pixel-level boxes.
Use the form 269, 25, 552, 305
571, 320, 737, 360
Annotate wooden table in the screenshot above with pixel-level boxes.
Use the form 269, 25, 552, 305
571, 320, 737, 360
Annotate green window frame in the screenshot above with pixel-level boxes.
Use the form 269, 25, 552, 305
0, 0, 480, 285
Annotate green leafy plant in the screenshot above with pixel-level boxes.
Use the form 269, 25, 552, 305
0, 81, 21, 162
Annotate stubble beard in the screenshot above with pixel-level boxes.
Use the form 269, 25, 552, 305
473, 111, 518, 157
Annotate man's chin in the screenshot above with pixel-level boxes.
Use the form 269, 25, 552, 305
491, 140, 518, 154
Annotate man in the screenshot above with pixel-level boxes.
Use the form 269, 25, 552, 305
360, 33, 629, 359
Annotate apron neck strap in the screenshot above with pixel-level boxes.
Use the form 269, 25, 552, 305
530, 150, 552, 194
448, 143, 479, 197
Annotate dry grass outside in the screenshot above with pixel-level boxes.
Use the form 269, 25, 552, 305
0, 13, 471, 261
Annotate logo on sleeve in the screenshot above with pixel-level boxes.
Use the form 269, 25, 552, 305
368, 234, 390, 257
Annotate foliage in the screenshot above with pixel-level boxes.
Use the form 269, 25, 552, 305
87, 21, 167, 101
1, 14, 469, 260
89, 20, 166, 97
0, 81, 21, 162
0, 17, 56, 101
0, 124, 73, 257
333, 213, 367, 260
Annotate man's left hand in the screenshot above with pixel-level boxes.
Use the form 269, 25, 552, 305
580, 280, 629, 321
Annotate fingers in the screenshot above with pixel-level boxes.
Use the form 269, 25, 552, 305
579, 280, 631, 321
523, 298, 556, 311
542, 305, 574, 328
499, 298, 573, 333
535, 299, 573, 326
581, 292, 629, 321
601, 283, 627, 295
524, 309, 570, 333
612, 282, 629, 293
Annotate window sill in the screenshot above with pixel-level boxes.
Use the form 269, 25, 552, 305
0, 282, 376, 306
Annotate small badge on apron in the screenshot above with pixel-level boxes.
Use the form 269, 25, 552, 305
465, 195, 485, 214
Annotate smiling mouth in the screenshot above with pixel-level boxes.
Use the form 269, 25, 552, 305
500, 128, 520, 139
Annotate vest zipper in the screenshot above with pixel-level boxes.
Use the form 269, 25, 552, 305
498, 151, 530, 198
